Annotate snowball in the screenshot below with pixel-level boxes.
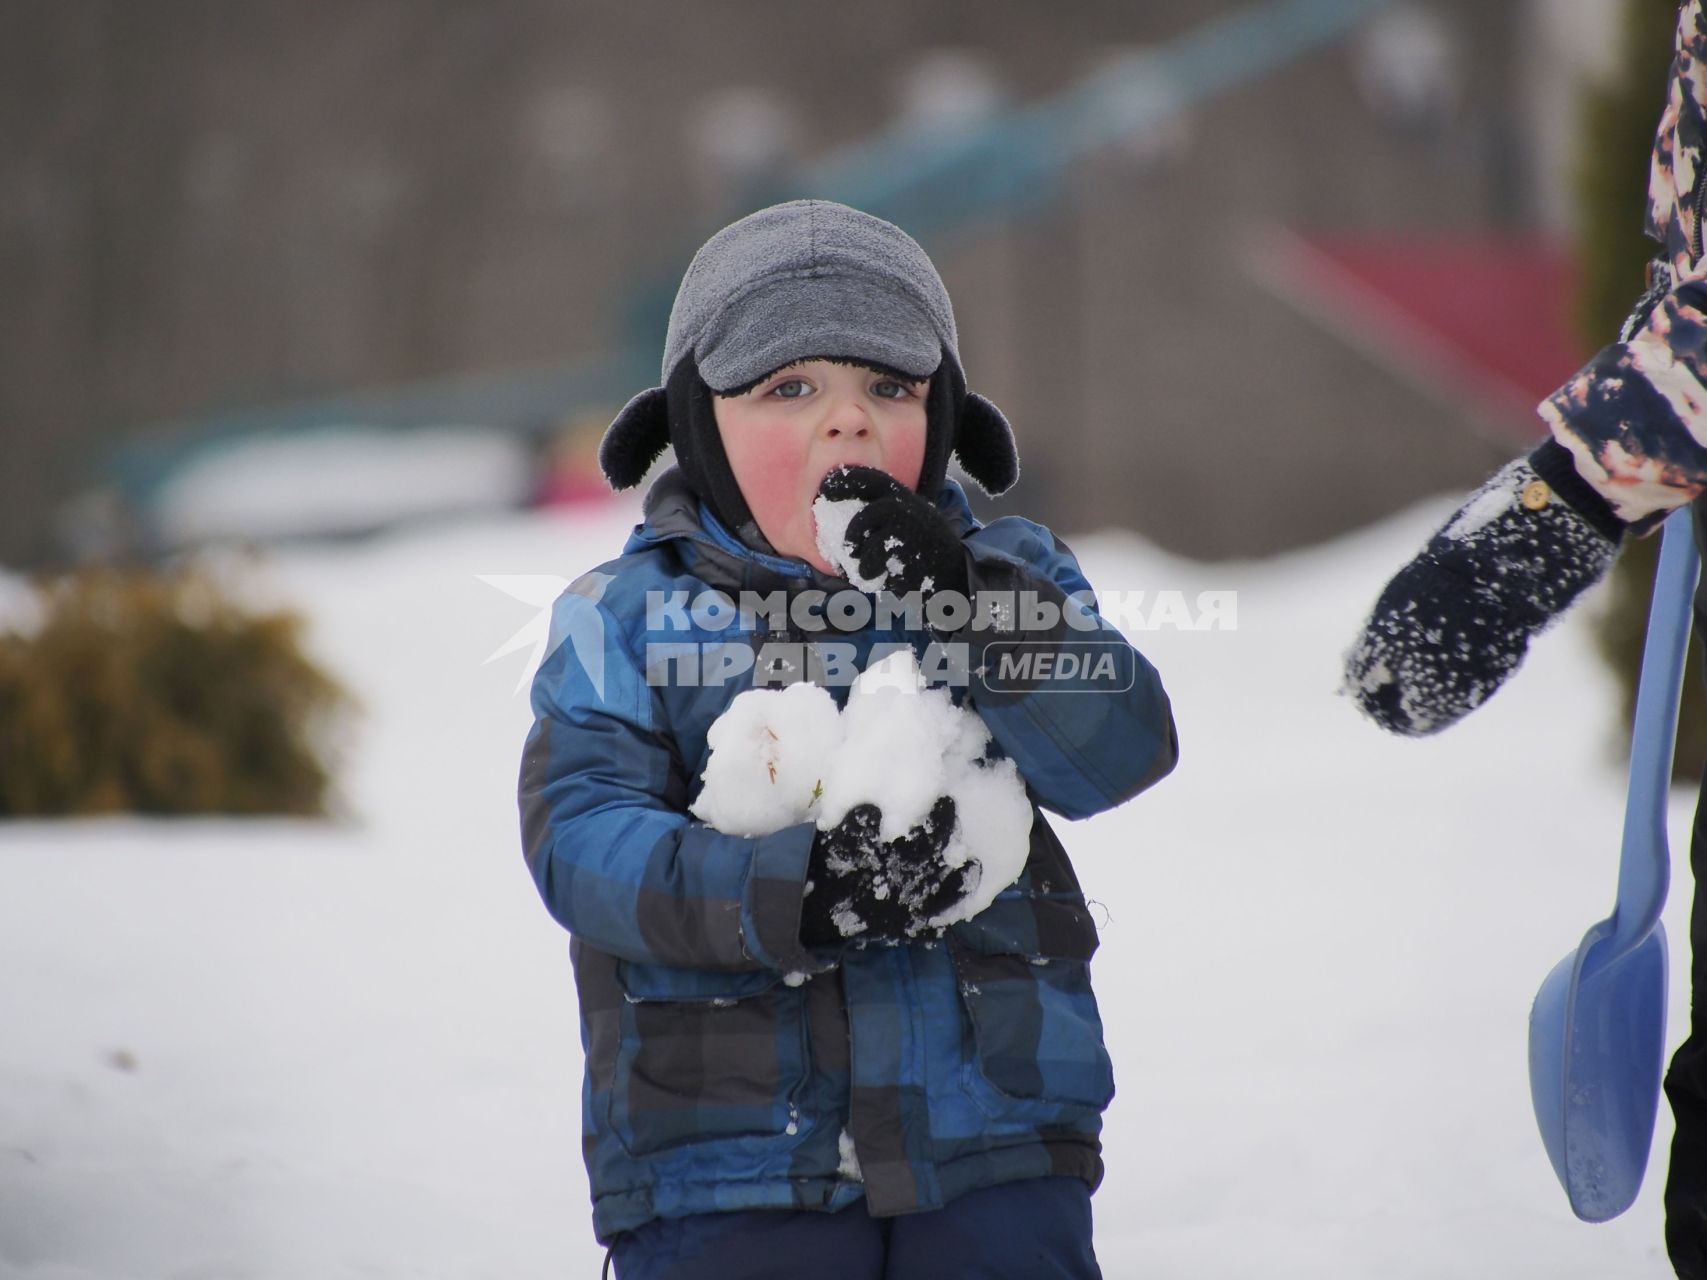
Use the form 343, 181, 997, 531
693, 648, 1033, 924
689, 681, 843, 836
812, 495, 889, 592
934, 751, 1032, 924
821, 649, 982, 840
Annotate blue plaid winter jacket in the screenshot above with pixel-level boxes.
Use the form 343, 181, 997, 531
519, 469, 1177, 1243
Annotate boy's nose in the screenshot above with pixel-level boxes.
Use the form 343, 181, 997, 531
822, 399, 872, 440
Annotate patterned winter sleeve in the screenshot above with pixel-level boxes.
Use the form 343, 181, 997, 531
1643, 0, 1707, 281
1540, 261, 1707, 526
1540, 0, 1707, 525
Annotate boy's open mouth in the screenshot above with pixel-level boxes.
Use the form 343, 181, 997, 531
814, 461, 885, 496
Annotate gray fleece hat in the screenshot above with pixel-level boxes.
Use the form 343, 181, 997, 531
599, 199, 1018, 497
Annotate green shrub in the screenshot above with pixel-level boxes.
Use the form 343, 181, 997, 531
0, 568, 353, 816
1581, 0, 1707, 784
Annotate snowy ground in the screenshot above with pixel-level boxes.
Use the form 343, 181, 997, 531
0, 493, 1690, 1278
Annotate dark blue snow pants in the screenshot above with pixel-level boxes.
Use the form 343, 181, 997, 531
605, 1176, 1102, 1280
1665, 753, 1707, 1277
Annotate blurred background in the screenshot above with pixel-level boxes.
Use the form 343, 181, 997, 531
0, 0, 1641, 569
10, 4, 1707, 1276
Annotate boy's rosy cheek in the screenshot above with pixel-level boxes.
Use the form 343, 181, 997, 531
742, 473, 797, 523
725, 430, 807, 518
889, 430, 926, 491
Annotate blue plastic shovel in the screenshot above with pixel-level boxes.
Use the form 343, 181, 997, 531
1528, 506, 1700, 1222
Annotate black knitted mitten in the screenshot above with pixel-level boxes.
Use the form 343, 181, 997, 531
799, 798, 974, 946
816, 466, 970, 599
1343, 442, 1624, 736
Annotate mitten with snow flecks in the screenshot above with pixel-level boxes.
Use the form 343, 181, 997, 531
1343, 440, 1625, 737
799, 798, 976, 946
815, 466, 970, 599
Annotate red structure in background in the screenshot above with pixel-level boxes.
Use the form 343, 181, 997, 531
1257, 230, 1589, 447
536, 462, 615, 508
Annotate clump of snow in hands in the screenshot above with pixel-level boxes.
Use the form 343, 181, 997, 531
691, 682, 844, 839
812, 493, 883, 589
690, 649, 1033, 924
812, 492, 916, 594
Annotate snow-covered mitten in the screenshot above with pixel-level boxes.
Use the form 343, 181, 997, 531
799, 798, 975, 946
1343, 441, 1625, 737
816, 465, 970, 598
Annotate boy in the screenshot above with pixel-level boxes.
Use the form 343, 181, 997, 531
1345, 5, 1707, 1272
519, 199, 1177, 1280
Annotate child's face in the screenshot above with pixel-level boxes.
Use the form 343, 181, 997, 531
713, 359, 929, 573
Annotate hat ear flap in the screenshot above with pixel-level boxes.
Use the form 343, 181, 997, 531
599, 386, 670, 489
953, 392, 1019, 495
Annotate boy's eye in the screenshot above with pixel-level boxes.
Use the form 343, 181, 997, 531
872, 379, 913, 400
769, 378, 810, 399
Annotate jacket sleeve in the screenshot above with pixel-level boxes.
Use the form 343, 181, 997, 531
1540, 0, 1707, 525
952, 517, 1178, 820
517, 585, 826, 974
1540, 265, 1707, 526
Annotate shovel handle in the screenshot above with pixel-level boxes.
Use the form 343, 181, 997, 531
1610, 507, 1700, 956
